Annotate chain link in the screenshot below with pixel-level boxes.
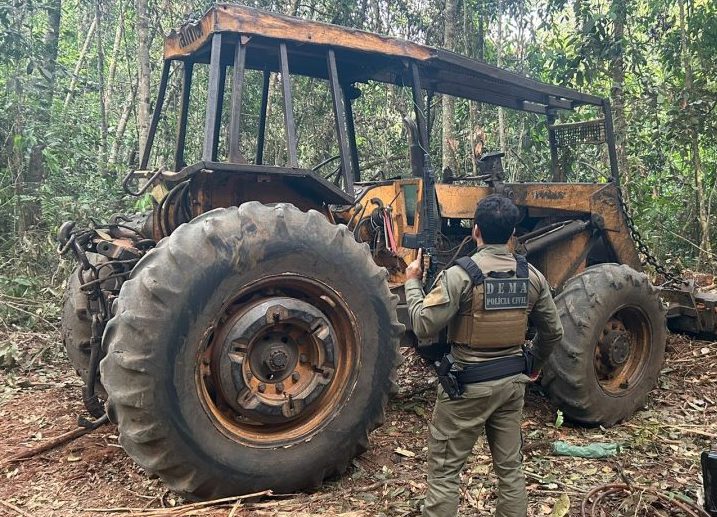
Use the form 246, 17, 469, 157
615, 184, 685, 287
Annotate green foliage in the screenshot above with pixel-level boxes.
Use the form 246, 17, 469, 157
554, 409, 564, 429
0, 0, 716, 325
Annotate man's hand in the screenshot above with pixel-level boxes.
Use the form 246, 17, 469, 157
405, 249, 424, 281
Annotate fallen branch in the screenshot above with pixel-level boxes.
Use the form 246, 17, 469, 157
624, 422, 717, 440
396, 382, 436, 400
521, 439, 553, 453
581, 483, 710, 517
87, 490, 273, 515
0, 414, 108, 467
0, 499, 34, 517
665, 424, 717, 439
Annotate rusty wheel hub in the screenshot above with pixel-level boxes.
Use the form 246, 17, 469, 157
599, 326, 631, 369
197, 275, 359, 447
593, 310, 650, 394
213, 297, 337, 423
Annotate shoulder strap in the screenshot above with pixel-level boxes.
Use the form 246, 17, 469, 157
514, 253, 529, 278
455, 256, 485, 286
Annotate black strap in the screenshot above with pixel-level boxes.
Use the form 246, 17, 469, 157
455, 355, 526, 384
514, 253, 529, 278
455, 256, 485, 285
456, 254, 529, 284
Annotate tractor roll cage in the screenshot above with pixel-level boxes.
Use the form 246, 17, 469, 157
140, 4, 621, 202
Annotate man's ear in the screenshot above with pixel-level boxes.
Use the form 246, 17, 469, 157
472, 225, 480, 241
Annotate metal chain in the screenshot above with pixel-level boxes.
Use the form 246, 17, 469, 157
615, 184, 685, 286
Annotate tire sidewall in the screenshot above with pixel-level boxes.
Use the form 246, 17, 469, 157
548, 264, 666, 425
574, 277, 665, 407
107, 205, 397, 494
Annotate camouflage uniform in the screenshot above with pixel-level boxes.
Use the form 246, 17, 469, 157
406, 244, 563, 517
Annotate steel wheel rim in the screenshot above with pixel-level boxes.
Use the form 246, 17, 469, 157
196, 274, 360, 447
593, 305, 651, 396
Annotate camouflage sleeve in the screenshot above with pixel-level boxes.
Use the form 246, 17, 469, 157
528, 273, 564, 369
405, 270, 463, 340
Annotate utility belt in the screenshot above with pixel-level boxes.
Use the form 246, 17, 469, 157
435, 349, 536, 400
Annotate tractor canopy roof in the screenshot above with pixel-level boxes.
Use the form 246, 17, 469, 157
164, 3, 604, 114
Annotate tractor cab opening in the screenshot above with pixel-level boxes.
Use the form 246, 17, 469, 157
127, 3, 620, 233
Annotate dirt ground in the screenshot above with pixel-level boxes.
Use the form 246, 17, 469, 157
0, 329, 714, 517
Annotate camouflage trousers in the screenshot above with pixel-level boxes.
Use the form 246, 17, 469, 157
422, 374, 528, 517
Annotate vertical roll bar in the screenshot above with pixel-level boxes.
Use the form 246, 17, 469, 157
327, 49, 355, 193
279, 43, 299, 167
202, 34, 223, 161
228, 37, 247, 163
410, 62, 429, 153
174, 61, 193, 171
602, 98, 620, 186
256, 70, 270, 165
141, 59, 171, 169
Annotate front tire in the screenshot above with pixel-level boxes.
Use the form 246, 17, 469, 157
100, 203, 402, 498
541, 264, 666, 426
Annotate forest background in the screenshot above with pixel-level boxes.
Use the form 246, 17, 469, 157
0, 0, 715, 351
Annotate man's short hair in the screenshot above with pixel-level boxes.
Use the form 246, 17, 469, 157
474, 194, 520, 244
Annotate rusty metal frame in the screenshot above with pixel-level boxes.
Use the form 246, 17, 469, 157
343, 85, 360, 183
174, 61, 193, 171
602, 98, 620, 185
327, 49, 355, 193
140, 59, 171, 169
202, 33, 224, 161
228, 36, 247, 163
410, 62, 428, 157
547, 111, 561, 182
256, 69, 270, 165
279, 43, 299, 168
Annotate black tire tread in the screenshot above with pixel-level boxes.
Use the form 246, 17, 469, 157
541, 263, 666, 426
101, 203, 402, 497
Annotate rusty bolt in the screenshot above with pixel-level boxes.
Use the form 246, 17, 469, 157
246, 371, 253, 380
275, 382, 284, 393
258, 383, 266, 393
291, 371, 300, 382
299, 353, 308, 363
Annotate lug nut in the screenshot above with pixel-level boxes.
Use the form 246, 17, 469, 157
276, 382, 284, 393
299, 353, 308, 363
291, 371, 300, 382
258, 383, 266, 393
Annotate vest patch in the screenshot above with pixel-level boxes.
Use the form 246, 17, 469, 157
483, 278, 529, 310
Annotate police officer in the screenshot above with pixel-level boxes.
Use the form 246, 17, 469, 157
405, 194, 564, 517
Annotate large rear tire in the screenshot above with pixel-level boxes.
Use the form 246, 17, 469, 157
541, 263, 666, 426
100, 203, 402, 498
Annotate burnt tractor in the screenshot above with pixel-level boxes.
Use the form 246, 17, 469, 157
57, 4, 717, 498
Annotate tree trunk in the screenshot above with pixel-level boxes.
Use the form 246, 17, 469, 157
441, 0, 457, 175
495, 0, 506, 154
96, 0, 108, 175
137, 0, 151, 160
679, 0, 711, 265
105, 4, 125, 106
20, 0, 62, 232
610, 0, 629, 185
109, 83, 138, 166
63, 15, 98, 109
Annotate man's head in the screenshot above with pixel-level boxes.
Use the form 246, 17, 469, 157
473, 194, 520, 245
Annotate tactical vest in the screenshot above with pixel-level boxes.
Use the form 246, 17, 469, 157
448, 253, 530, 348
